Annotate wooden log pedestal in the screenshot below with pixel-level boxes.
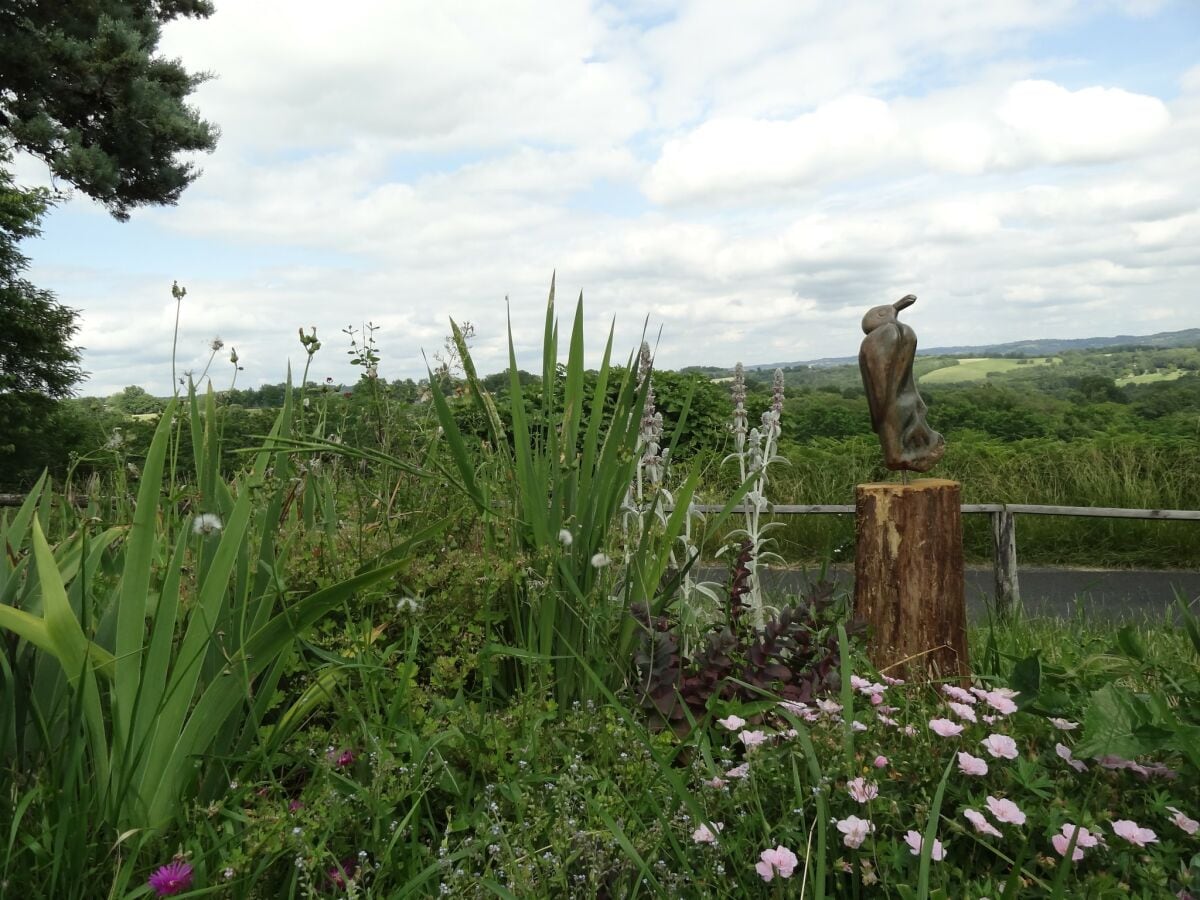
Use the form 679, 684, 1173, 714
854, 478, 969, 680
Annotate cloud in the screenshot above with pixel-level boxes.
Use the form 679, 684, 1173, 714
995, 80, 1170, 165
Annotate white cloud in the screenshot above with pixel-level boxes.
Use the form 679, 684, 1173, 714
995, 80, 1170, 165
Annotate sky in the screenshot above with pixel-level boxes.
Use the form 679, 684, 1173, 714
14, 0, 1200, 396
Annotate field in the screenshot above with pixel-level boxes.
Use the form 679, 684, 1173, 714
920, 357, 1059, 384
2, 305, 1199, 899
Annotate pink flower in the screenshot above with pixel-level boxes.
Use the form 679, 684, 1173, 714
756, 845, 799, 882
881, 674, 905, 685
327, 858, 358, 889
851, 720, 868, 732
1049, 717, 1078, 730
718, 714, 747, 731
902, 724, 918, 736
847, 777, 879, 803
983, 691, 1019, 715
947, 701, 978, 723
985, 796, 1026, 826
692, 822, 724, 844
327, 748, 355, 768
1052, 823, 1102, 860
980, 734, 1019, 759
148, 860, 194, 897
851, 675, 871, 691
816, 699, 843, 716
870, 693, 883, 706
837, 815, 875, 849
904, 830, 945, 861
1112, 819, 1158, 847
725, 762, 750, 779
1055, 742, 1087, 773
873, 755, 889, 768
929, 718, 964, 737
1166, 807, 1199, 835
941, 685, 976, 705
704, 776, 728, 789
778, 701, 808, 717
956, 751, 989, 776
963, 808, 1003, 837
739, 729, 769, 749
877, 714, 898, 727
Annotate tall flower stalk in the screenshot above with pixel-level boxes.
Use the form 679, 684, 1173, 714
723, 367, 788, 629
622, 343, 670, 562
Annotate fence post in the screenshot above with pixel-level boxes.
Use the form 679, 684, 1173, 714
990, 509, 1020, 618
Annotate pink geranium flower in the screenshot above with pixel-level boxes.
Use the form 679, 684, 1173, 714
947, 701, 978, 722
881, 674, 905, 686
985, 796, 1026, 826
941, 685, 976, 705
983, 691, 1019, 715
873, 755, 889, 768
704, 775, 728, 789
956, 751, 989, 776
929, 718, 964, 737
837, 815, 875, 849
816, 699, 843, 716
1049, 717, 1078, 730
739, 729, 769, 749
692, 822, 724, 844
1112, 819, 1158, 847
755, 845, 799, 882
980, 734, 1019, 759
1167, 807, 1199, 835
725, 762, 750, 779
963, 808, 1003, 837
1052, 823, 1100, 861
718, 714, 747, 730
148, 860, 194, 897
846, 777, 878, 803
904, 830, 945, 861
1055, 742, 1087, 773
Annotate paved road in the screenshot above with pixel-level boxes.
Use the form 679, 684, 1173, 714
695, 565, 1200, 621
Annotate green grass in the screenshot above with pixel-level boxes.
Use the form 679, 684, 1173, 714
920, 357, 1059, 385
1116, 370, 1187, 386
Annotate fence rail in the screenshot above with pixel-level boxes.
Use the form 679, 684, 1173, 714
693, 502, 1200, 616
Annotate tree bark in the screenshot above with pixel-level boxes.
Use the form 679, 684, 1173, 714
854, 479, 968, 680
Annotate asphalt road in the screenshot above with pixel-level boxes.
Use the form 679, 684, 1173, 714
695, 565, 1200, 621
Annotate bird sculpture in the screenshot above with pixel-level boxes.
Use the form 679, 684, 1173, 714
858, 294, 945, 473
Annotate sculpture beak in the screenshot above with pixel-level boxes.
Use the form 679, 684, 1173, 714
893, 294, 917, 311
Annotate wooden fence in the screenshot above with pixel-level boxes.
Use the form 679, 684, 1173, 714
694, 502, 1200, 617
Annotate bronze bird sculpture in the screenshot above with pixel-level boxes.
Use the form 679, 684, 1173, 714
858, 294, 945, 473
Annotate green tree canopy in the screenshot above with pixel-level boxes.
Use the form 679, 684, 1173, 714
0, 0, 219, 219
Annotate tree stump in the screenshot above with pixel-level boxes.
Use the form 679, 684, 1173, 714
854, 479, 968, 680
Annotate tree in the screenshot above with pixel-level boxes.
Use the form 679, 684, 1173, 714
0, 1, 219, 219
0, 2, 217, 483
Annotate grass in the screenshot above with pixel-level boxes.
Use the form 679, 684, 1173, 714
920, 357, 1059, 385
1116, 370, 1187, 386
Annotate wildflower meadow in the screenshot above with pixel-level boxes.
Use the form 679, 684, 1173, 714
1, 282, 1198, 898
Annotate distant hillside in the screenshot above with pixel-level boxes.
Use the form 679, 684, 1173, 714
746, 327, 1200, 370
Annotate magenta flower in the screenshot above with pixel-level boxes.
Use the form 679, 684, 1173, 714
929, 718, 964, 737
956, 751, 989, 776
837, 815, 875, 849
1167, 807, 1199, 835
326, 747, 355, 768
904, 830, 945, 861
148, 860, 194, 897
985, 795, 1026, 826
980, 734, 1019, 759
846, 777, 879, 803
755, 845, 799, 882
692, 822, 724, 844
873, 755, 889, 768
327, 858, 358, 889
718, 714, 747, 730
1112, 819, 1158, 847
963, 808, 1002, 838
